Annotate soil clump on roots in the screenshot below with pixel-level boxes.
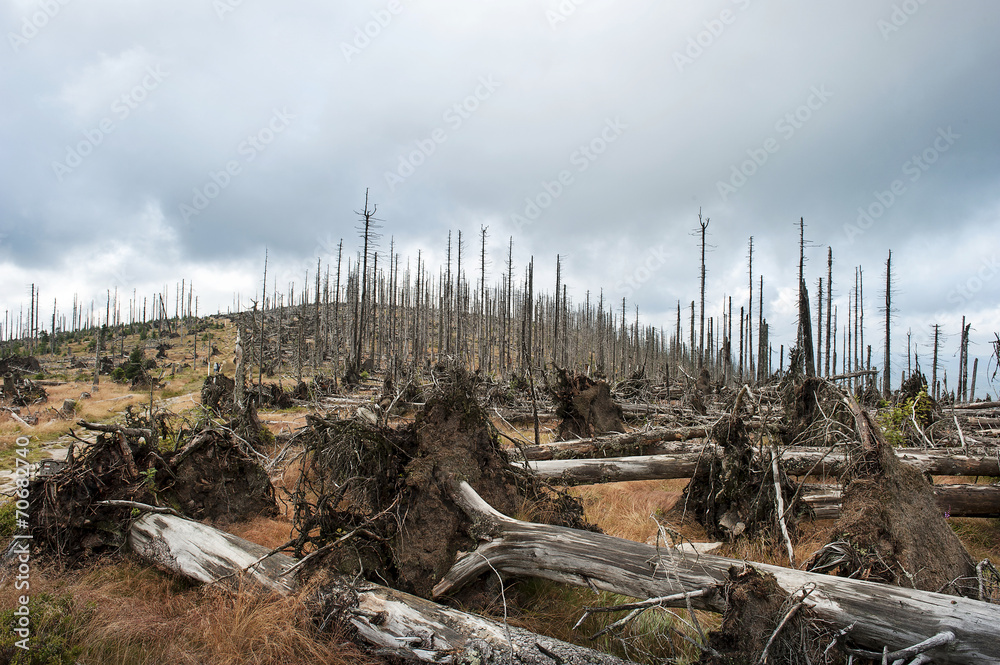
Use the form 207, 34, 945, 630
700, 567, 841, 665
23, 409, 277, 561
291, 366, 594, 599
679, 415, 805, 544
550, 367, 625, 440
808, 398, 977, 597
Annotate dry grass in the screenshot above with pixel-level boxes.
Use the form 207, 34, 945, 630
0, 558, 381, 665
568, 479, 701, 544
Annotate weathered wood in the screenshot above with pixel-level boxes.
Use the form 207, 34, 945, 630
516, 427, 716, 461
526, 453, 704, 484
521, 447, 1000, 482
77, 419, 155, 444
802, 483, 1000, 519
951, 401, 1000, 411
436, 481, 1000, 665
127, 512, 635, 665
129, 512, 296, 595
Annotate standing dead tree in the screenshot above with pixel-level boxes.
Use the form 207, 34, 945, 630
352, 189, 381, 376
696, 210, 710, 368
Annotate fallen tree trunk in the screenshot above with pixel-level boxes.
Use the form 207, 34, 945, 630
435, 481, 1000, 665
515, 427, 721, 461
802, 483, 1000, 519
522, 447, 1000, 482
951, 401, 1000, 411
127, 512, 635, 665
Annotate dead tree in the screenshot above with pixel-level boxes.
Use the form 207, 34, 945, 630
747, 237, 754, 381
697, 210, 710, 368
883, 249, 893, 398
797, 218, 816, 377
932, 323, 942, 401
825, 247, 833, 377
353, 190, 380, 372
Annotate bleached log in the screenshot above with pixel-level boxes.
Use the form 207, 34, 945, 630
127, 512, 635, 665
516, 428, 716, 461
522, 447, 1000, 483
951, 401, 1000, 411
436, 481, 1000, 665
129, 512, 297, 595
526, 453, 704, 484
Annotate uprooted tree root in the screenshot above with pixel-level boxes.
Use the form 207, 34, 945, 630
807, 393, 978, 598
290, 367, 595, 600
679, 415, 806, 544
701, 566, 843, 665
24, 410, 277, 561
779, 376, 855, 447
549, 367, 625, 441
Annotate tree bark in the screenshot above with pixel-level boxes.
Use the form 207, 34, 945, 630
127, 512, 635, 665
436, 481, 1000, 665
802, 482, 1000, 519
517, 441, 1000, 478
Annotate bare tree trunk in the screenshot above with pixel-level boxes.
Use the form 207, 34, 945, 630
826, 246, 833, 377
747, 237, 753, 381
884, 250, 892, 398
932, 324, 941, 401
697, 210, 709, 368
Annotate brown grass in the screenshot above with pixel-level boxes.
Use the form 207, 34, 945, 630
0, 558, 381, 665
569, 479, 701, 544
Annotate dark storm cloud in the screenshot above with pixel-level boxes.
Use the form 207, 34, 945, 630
2, 0, 999, 389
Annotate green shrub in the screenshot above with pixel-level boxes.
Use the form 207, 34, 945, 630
0, 501, 15, 540
0, 594, 88, 664
877, 390, 934, 446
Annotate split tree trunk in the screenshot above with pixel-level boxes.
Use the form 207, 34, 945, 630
435, 481, 1000, 665
127, 512, 635, 665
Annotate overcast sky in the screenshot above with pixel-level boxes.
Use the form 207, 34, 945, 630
2, 0, 999, 394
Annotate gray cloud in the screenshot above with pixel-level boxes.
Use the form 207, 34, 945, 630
2, 0, 999, 392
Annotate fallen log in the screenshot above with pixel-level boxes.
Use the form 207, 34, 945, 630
802, 483, 1000, 519
127, 512, 635, 665
951, 401, 1000, 411
515, 426, 720, 461
521, 447, 1000, 483
435, 481, 1000, 665
526, 452, 704, 484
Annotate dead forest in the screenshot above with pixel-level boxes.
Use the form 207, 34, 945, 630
3, 207, 1000, 665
